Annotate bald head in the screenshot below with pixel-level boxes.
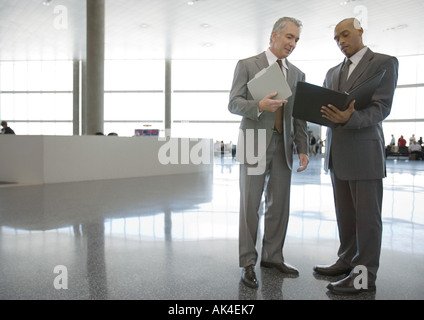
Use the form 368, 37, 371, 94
336, 18, 363, 31
334, 18, 365, 58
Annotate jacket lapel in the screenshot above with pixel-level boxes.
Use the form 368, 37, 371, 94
333, 63, 344, 91
254, 52, 269, 72
344, 48, 375, 92
286, 60, 296, 88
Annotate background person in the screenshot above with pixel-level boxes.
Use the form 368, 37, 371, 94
409, 141, 423, 160
398, 135, 406, 146
1, 121, 15, 134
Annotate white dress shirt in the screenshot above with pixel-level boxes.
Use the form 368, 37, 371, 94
265, 48, 288, 78
257, 49, 288, 116
346, 46, 368, 79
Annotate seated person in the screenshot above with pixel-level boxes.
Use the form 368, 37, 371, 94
1, 121, 15, 134
408, 141, 423, 160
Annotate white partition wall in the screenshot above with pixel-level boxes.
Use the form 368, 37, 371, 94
0, 135, 213, 185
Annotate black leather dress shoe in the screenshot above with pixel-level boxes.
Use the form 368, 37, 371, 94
260, 261, 299, 276
313, 262, 351, 276
241, 265, 259, 289
327, 274, 376, 295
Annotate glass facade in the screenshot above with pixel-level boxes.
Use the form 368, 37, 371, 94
384, 55, 424, 144
104, 60, 165, 136
0, 61, 73, 135
0, 54, 423, 144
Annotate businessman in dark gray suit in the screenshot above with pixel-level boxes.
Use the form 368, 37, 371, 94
229, 17, 309, 289
314, 18, 399, 295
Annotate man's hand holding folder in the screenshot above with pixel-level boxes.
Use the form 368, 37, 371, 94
292, 69, 386, 128
321, 99, 356, 124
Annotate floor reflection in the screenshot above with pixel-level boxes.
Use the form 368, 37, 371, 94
0, 157, 423, 300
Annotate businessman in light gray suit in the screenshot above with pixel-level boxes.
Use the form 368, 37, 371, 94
315, 18, 399, 295
228, 17, 309, 289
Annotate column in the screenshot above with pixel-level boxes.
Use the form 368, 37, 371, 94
86, 0, 105, 135
165, 59, 172, 137
73, 60, 80, 135
81, 60, 87, 135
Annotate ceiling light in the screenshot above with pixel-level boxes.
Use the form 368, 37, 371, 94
187, 0, 199, 5
201, 23, 210, 28
385, 24, 408, 31
339, 0, 360, 5
42, 0, 53, 6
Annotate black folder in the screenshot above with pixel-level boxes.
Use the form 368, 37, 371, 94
292, 69, 386, 128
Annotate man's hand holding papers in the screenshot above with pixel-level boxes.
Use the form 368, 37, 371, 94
247, 61, 292, 114
258, 92, 288, 113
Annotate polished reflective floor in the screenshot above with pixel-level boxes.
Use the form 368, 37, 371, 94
0, 156, 423, 300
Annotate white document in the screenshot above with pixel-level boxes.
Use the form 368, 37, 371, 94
247, 61, 292, 101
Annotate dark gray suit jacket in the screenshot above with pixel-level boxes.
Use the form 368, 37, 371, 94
228, 52, 308, 171
324, 48, 399, 180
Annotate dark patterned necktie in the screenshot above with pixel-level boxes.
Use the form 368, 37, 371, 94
275, 59, 285, 133
338, 59, 352, 91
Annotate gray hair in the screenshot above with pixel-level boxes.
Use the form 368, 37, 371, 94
270, 17, 303, 44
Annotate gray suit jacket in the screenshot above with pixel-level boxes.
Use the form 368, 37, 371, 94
228, 52, 308, 171
323, 48, 399, 180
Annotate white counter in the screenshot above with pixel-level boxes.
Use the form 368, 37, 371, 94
0, 135, 213, 185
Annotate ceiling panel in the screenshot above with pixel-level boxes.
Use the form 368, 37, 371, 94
0, 0, 423, 61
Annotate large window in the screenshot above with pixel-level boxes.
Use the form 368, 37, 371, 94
171, 60, 240, 142
384, 55, 424, 144
1, 54, 422, 143
0, 61, 73, 135
104, 60, 165, 137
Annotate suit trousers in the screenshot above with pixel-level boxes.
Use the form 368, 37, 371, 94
330, 170, 383, 284
239, 131, 292, 267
